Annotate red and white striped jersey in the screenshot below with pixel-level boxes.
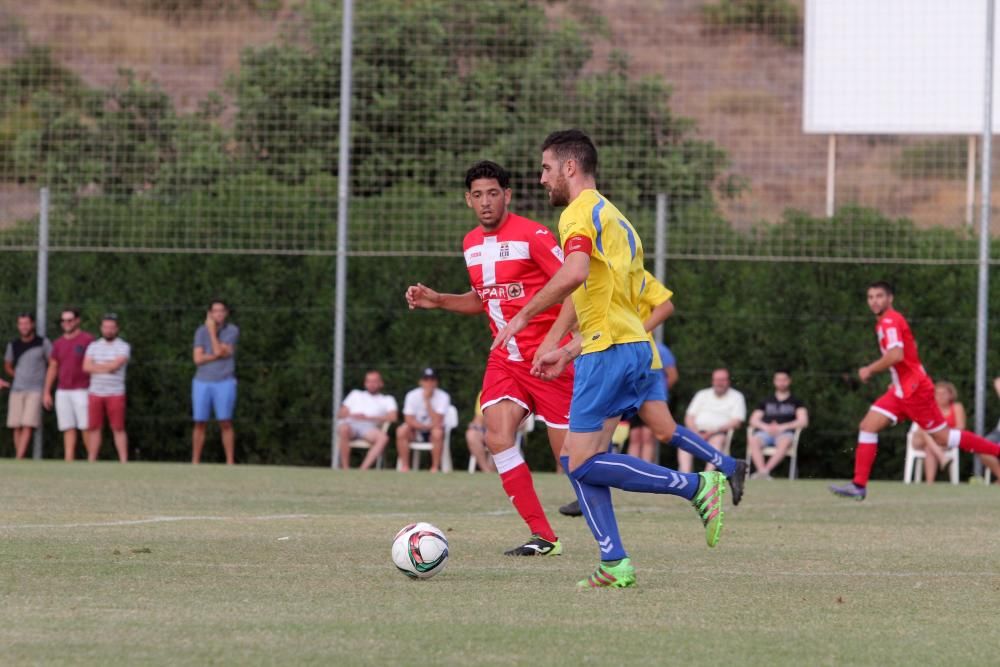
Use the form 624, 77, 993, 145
463, 213, 566, 362
876, 308, 933, 398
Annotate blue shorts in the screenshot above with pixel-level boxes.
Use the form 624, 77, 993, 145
192, 378, 237, 422
640, 368, 667, 403
752, 429, 795, 446
570, 342, 659, 432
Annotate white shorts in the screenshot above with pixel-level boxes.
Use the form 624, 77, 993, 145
55, 389, 89, 431
345, 422, 383, 441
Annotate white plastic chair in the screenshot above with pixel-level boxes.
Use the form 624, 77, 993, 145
345, 421, 390, 469
903, 423, 959, 485
745, 427, 802, 480
467, 414, 535, 473
402, 405, 458, 472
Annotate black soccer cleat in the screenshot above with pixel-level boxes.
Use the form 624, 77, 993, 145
558, 499, 582, 517
503, 535, 562, 556
728, 460, 747, 507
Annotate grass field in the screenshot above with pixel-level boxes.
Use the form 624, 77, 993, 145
2, 461, 999, 666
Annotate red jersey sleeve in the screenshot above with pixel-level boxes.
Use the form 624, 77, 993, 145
528, 225, 565, 278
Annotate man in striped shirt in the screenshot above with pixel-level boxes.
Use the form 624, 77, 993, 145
83, 314, 131, 463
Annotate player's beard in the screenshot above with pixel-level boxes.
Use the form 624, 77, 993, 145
547, 180, 570, 207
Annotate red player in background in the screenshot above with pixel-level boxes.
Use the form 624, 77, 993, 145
830, 281, 1000, 499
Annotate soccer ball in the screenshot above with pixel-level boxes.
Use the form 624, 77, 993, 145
391, 522, 449, 579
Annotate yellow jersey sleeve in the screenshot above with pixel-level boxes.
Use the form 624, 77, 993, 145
637, 271, 674, 323
636, 271, 673, 371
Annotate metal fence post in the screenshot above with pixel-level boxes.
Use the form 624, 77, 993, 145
34, 187, 49, 460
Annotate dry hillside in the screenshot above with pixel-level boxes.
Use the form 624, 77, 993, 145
3, 0, 995, 232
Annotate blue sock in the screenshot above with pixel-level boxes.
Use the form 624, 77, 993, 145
670, 425, 737, 477
572, 452, 699, 501
561, 456, 627, 561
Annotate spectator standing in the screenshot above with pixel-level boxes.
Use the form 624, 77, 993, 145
682, 368, 746, 472
4, 313, 51, 459
747, 370, 809, 480
336, 369, 397, 469
83, 314, 130, 463
396, 368, 451, 472
191, 300, 240, 465
43, 308, 95, 461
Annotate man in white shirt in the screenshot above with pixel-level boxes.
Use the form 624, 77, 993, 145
396, 367, 451, 472
82, 314, 131, 463
336, 369, 398, 469
682, 367, 746, 473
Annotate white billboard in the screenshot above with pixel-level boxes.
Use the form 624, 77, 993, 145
804, 0, 1000, 134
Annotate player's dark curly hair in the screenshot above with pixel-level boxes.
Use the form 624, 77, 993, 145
541, 129, 598, 176
464, 161, 511, 190
867, 280, 894, 295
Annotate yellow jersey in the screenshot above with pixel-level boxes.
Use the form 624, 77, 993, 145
558, 189, 648, 355
636, 270, 673, 370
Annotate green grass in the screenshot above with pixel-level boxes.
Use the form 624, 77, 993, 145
2, 461, 999, 665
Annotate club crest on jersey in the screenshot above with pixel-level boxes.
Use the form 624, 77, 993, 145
499, 242, 511, 258
477, 282, 524, 301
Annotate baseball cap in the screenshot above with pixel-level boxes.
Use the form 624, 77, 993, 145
420, 367, 438, 380
102, 312, 118, 322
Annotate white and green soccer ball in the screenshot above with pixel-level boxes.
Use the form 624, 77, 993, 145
391, 522, 449, 579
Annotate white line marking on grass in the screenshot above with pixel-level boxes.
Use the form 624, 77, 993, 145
0, 514, 312, 530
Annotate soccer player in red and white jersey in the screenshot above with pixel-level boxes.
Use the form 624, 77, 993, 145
831, 281, 1000, 499
405, 160, 574, 556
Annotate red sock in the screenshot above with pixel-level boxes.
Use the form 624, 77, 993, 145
500, 463, 556, 542
853, 442, 878, 487
958, 431, 1000, 457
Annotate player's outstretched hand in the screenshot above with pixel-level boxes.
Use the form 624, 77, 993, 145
858, 365, 872, 383
531, 347, 570, 381
491, 312, 528, 351
406, 283, 441, 310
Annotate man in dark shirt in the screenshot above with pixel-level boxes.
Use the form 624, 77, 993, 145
747, 370, 808, 480
4, 313, 51, 459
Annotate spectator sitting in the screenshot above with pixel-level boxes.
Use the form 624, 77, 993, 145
466, 391, 493, 472
396, 367, 451, 472
682, 367, 746, 473
336, 369, 398, 470
747, 370, 809, 480
978, 376, 1000, 483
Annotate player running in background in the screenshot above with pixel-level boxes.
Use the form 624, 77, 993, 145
494, 130, 727, 588
830, 281, 1000, 499
406, 160, 574, 557
559, 269, 747, 517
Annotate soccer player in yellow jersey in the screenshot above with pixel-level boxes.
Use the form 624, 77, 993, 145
492, 130, 727, 588
557, 270, 747, 517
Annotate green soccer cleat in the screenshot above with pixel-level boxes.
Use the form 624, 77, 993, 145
577, 557, 636, 589
692, 471, 726, 548
504, 535, 562, 556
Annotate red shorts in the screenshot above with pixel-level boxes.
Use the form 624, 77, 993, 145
871, 382, 947, 432
88, 394, 126, 431
480, 353, 573, 429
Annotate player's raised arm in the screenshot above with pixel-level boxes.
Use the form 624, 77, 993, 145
405, 283, 483, 315
491, 250, 589, 351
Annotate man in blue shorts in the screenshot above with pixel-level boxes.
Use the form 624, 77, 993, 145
494, 130, 727, 588
191, 299, 240, 465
